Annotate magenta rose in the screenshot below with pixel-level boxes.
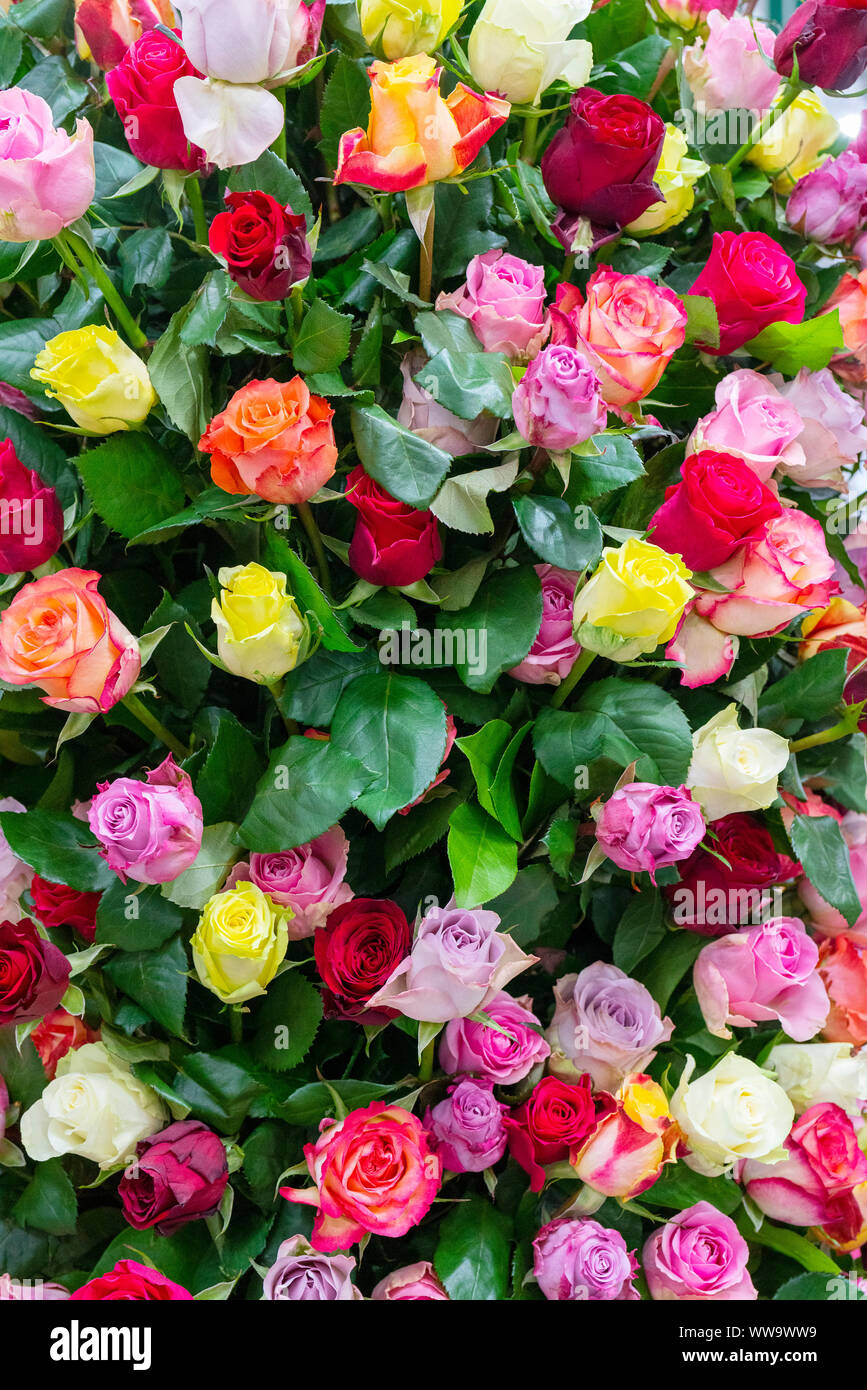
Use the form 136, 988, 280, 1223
106, 27, 208, 172
533, 1217, 639, 1301
439, 990, 550, 1084
512, 344, 607, 453
262, 1236, 361, 1301
398, 350, 498, 458
424, 1077, 508, 1173
787, 150, 867, 247
773, 367, 867, 485
689, 231, 807, 356
508, 564, 581, 686
118, 1120, 229, 1236
70, 1259, 192, 1301
370, 1262, 449, 1300
547, 963, 673, 1091
594, 782, 706, 881
88, 754, 203, 886
436, 250, 547, 359
643, 1201, 757, 1300
689, 368, 806, 483
693, 916, 829, 1042
648, 451, 782, 571
225, 825, 352, 940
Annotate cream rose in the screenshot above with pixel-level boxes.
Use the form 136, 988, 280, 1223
767, 1042, 867, 1120
468, 0, 593, 107
671, 1053, 794, 1176
686, 704, 789, 822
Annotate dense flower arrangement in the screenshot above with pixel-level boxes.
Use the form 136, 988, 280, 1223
0, 0, 867, 1306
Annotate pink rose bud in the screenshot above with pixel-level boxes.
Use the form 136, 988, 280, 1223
533, 1217, 639, 1301
0, 88, 95, 242
436, 250, 548, 359
694, 916, 830, 1042
439, 990, 550, 1085
512, 344, 608, 453
594, 782, 706, 881
643, 1201, 757, 1300
371, 1262, 449, 1301
508, 564, 582, 686
787, 150, 867, 247
224, 825, 352, 941
88, 754, 204, 886
397, 350, 498, 458
424, 1077, 509, 1173
0, 1273, 69, 1300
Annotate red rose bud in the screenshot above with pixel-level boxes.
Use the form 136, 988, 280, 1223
688, 230, 807, 356
118, 1120, 229, 1236
541, 88, 665, 234
0, 439, 63, 574
504, 1074, 612, 1193
29, 875, 102, 943
106, 28, 209, 173
314, 897, 412, 1024
664, 812, 800, 935
648, 451, 782, 571
345, 466, 442, 588
209, 191, 311, 302
0, 917, 70, 1025
775, 0, 867, 91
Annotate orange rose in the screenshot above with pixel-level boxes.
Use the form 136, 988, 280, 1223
31, 1008, 99, 1080
800, 596, 867, 713
0, 568, 141, 713
827, 270, 867, 384
819, 937, 867, 1047
199, 377, 338, 505
549, 267, 687, 408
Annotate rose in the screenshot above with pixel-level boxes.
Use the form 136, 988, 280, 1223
800, 600, 867, 707
818, 937, 867, 1046
799, 811, 867, 943
648, 452, 782, 571
671, 1053, 794, 1175
360, 0, 459, 60
767, 1042, 867, 1117
345, 466, 442, 588
314, 897, 412, 1023
573, 537, 693, 664
334, 55, 509, 193
656, 0, 736, 28
209, 192, 311, 301
0, 88, 94, 242
549, 271, 687, 407
175, 0, 323, 82
424, 1077, 508, 1173
88, 754, 203, 886
263, 1236, 361, 1300
29, 878, 101, 943
826, 269, 867, 382
0, 1274, 69, 1300
173, 80, 286, 171
106, 27, 207, 171
31, 1009, 99, 1080
664, 812, 799, 935
512, 344, 608, 452
211, 562, 305, 684
504, 1074, 602, 1192
199, 378, 337, 505
31, 327, 155, 435
435, 250, 548, 359
593, 782, 706, 881
533, 1217, 639, 1301
541, 88, 665, 232
398, 350, 498, 457
0, 918, 70, 1026
371, 1262, 449, 1300
0, 799, 31, 924
572, 1073, 680, 1197
0, 439, 63, 574
685, 705, 790, 822
225, 827, 352, 941
787, 151, 867, 247
774, 0, 867, 91
684, 12, 781, 113
688, 369, 806, 484
693, 916, 829, 1041
625, 125, 709, 236
774, 369, 867, 486
118, 1120, 229, 1236
643, 1201, 757, 1300
71, 1259, 192, 1301
746, 90, 838, 193
439, 990, 550, 1084
688, 231, 808, 355
280, 1102, 442, 1250
191, 883, 291, 1004
367, 899, 535, 1023
507, 565, 581, 686
467, 0, 593, 107
547, 962, 674, 1091
20, 1042, 166, 1168
74, 0, 175, 70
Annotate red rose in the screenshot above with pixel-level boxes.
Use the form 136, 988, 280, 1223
775, 0, 867, 91
314, 897, 412, 1023
30, 875, 102, 942
345, 466, 442, 588
118, 1120, 229, 1236
0, 918, 70, 1025
664, 813, 800, 936
70, 1259, 192, 1301
209, 191, 311, 303
0, 439, 63, 575
31, 1008, 99, 1079
648, 451, 782, 571
504, 1074, 609, 1193
541, 88, 665, 236
689, 231, 807, 356
106, 28, 208, 173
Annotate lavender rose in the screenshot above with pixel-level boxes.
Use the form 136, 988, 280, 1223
436, 249, 547, 359
87, 754, 203, 886
370, 1262, 449, 1300
642, 1201, 757, 1300
512, 344, 607, 453
424, 1077, 509, 1173
225, 825, 352, 940
508, 565, 582, 686
593, 782, 706, 880
786, 150, 867, 247
439, 990, 550, 1085
533, 1217, 639, 1301
547, 962, 674, 1091
398, 349, 498, 458
262, 1235, 362, 1301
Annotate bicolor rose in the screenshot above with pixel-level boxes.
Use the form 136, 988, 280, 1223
571, 1073, 680, 1198
199, 378, 337, 505
818, 936, 867, 1046
370, 1262, 449, 1300
31, 1009, 98, 1080
71, 1259, 191, 1300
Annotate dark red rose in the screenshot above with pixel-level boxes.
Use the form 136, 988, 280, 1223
541, 88, 665, 234
0, 439, 63, 575
118, 1120, 229, 1237
106, 28, 208, 173
688, 231, 807, 356
31, 1008, 99, 1079
664, 813, 800, 936
314, 897, 412, 1024
70, 1259, 192, 1301
775, 0, 867, 91
29, 875, 102, 942
209, 191, 311, 302
504, 1074, 610, 1193
345, 466, 442, 588
647, 451, 782, 571
0, 918, 70, 1025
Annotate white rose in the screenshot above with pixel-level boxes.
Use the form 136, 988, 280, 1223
20, 1043, 166, 1169
671, 1053, 794, 1176
768, 1042, 867, 1119
468, 0, 593, 107
686, 704, 789, 822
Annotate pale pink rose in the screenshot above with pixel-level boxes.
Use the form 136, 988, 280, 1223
0, 88, 95, 242
786, 151, 867, 248
643, 1201, 757, 1301
0, 1273, 69, 1300
547, 963, 674, 1091
508, 564, 581, 686
397, 350, 498, 457
693, 916, 829, 1041
371, 1262, 449, 1300
225, 826, 352, 941
0, 796, 33, 923
771, 368, 867, 487
800, 811, 867, 944
439, 990, 550, 1085
436, 250, 548, 359
689, 369, 805, 483
684, 12, 780, 113
87, 755, 203, 886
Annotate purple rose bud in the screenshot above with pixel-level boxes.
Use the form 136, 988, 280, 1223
594, 782, 706, 880
436, 250, 548, 359
547, 962, 674, 1091
643, 1201, 757, 1300
786, 150, 867, 246
533, 1217, 639, 1301
512, 344, 608, 453
424, 1077, 509, 1173
508, 565, 582, 686
88, 754, 203, 886
262, 1235, 361, 1301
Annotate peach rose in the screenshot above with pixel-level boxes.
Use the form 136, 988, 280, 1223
819, 938, 867, 1047
549, 268, 687, 408
199, 377, 338, 505
826, 270, 867, 385
0, 568, 141, 713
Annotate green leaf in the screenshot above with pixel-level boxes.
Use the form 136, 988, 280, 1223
634, 929, 704, 1013
239, 735, 375, 851
148, 299, 212, 442
162, 822, 241, 911
0, 809, 113, 893
434, 1194, 512, 1300
280, 645, 380, 726
415, 350, 515, 420
318, 55, 371, 170
228, 150, 312, 220
179, 270, 232, 347
513, 494, 604, 572
746, 311, 844, 375
448, 802, 519, 907
788, 814, 861, 928
456, 719, 530, 840
242, 1121, 297, 1208
351, 404, 452, 508
643, 1166, 742, 1215
488, 864, 560, 948
758, 648, 848, 731
682, 293, 720, 350
429, 457, 519, 536
0, 1031, 45, 1110
293, 299, 353, 374
172, 1050, 265, 1134
105, 934, 189, 1037
740, 1216, 840, 1274
579, 0, 648, 59
434, 565, 543, 693
118, 228, 173, 296
189, 710, 261, 825
95, 878, 187, 952
7, 0, 69, 41
415, 309, 484, 358
774, 1273, 845, 1300
274, 1079, 396, 1126
13, 1159, 77, 1236
76, 433, 185, 540
384, 789, 463, 873
261, 528, 360, 652
434, 166, 506, 278
568, 434, 645, 502
251, 970, 323, 1072
534, 678, 693, 786
19, 53, 86, 124
613, 889, 666, 973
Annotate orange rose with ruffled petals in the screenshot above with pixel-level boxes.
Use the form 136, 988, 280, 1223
199, 377, 337, 506
0, 568, 141, 714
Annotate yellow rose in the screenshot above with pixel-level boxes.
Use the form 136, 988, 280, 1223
192, 882, 292, 1004
31, 326, 155, 434
746, 89, 838, 193
626, 125, 708, 236
359, 0, 460, 59
212, 562, 306, 685
573, 537, 694, 662
467, 0, 593, 108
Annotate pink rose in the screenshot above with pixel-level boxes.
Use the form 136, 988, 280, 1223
424, 1077, 508, 1173
370, 1262, 449, 1300
0, 88, 95, 242
693, 916, 829, 1041
547, 963, 674, 1091
689, 369, 805, 483
436, 250, 547, 359
787, 150, 867, 248
799, 811, 867, 944
533, 1217, 639, 1301
594, 782, 706, 881
643, 1201, 757, 1300
439, 990, 550, 1085
0, 796, 33, 922
772, 368, 867, 487
397, 350, 498, 458
87, 754, 203, 886
512, 344, 608, 452
225, 825, 352, 941
508, 565, 581, 686
0, 1273, 69, 1300
684, 12, 780, 113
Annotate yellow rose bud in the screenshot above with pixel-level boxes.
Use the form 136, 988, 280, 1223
626, 125, 708, 236
359, 0, 460, 60
746, 89, 838, 194
31, 325, 155, 435
191, 881, 292, 1004
573, 536, 694, 663
467, 0, 593, 108
212, 562, 306, 685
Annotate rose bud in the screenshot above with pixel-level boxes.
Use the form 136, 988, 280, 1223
571, 1073, 680, 1198
199, 377, 338, 505
436, 250, 548, 359
71, 1259, 192, 1301
787, 150, 867, 247
31, 1009, 99, 1080
225, 826, 352, 941
31, 327, 156, 435
211, 562, 306, 685
106, 26, 208, 171
504, 1073, 604, 1192
648, 451, 782, 571
0, 918, 70, 1026
29, 876, 102, 943
425, 1077, 508, 1173
398, 350, 498, 457
209, 191, 311, 301
360, 0, 458, 61
263, 1235, 362, 1300
643, 1201, 757, 1300
0, 440, 63, 574
688, 230, 807, 356
192, 883, 291, 1005
88, 754, 203, 886
593, 782, 706, 882
512, 344, 608, 453
73, 0, 175, 71
774, 0, 867, 92
694, 916, 830, 1042
371, 1262, 449, 1300
0, 88, 94, 243
507, 565, 581, 687
345, 466, 442, 589
439, 989, 550, 1084
119, 1120, 229, 1236
533, 1217, 639, 1301
314, 897, 412, 1024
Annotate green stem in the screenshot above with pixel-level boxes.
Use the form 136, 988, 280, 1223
266, 679, 298, 738
550, 649, 596, 709
121, 692, 190, 762
296, 500, 332, 596
271, 87, 287, 163
419, 198, 435, 304
57, 230, 148, 351
419, 1037, 435, 1083
229, 1006, 243, 1044
521, 112, 541, 165
725, 80, 802, 172
789, 717, 855, 754
186, 174, 208, 245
